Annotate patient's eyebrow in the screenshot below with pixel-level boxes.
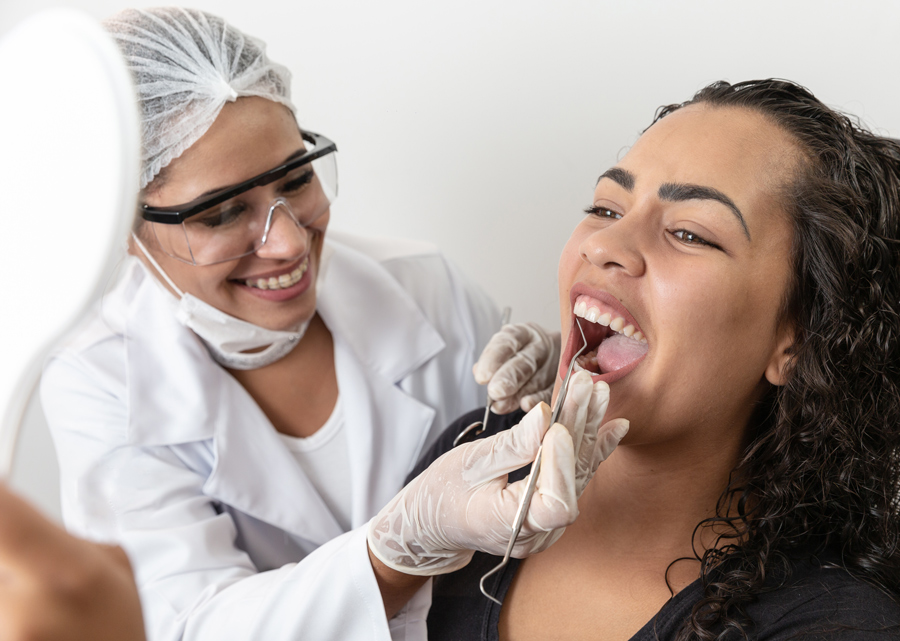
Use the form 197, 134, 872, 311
658, 182, 751, 241
597, 167, 635, 191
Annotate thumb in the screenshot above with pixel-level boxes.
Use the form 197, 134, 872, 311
462, 402, 550, 485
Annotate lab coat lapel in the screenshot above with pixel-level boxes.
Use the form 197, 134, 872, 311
202, 383, 345, 545
317, 240, 445, 523
123, 262, 343, 544
334, 339, 437, 525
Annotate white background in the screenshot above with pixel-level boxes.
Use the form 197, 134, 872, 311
2, 0, 899, 518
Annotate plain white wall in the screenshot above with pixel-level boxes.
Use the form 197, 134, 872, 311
3, 0, 900, 519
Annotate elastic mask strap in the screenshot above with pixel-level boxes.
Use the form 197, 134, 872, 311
131, 232, 185, 298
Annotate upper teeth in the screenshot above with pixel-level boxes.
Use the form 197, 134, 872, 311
573, 298, 647, 343
245, 258, 309, 290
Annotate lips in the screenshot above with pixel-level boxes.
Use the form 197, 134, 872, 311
560, 284, 649, 384
232, 255, 314, 302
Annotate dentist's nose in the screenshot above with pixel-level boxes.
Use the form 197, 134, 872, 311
579, 215, 646, 277
254, 204, 310, 260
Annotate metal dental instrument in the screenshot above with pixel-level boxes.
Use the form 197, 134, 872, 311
479, 316, 589, 605
453, 307, 512, 448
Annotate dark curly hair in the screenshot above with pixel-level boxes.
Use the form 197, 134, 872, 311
650, 80, 900, 640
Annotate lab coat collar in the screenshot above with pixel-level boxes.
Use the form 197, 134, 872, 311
123, 260, 219, 445
121, 261, 345, 542
316, 239, 446, 385
120, 237, 446, 542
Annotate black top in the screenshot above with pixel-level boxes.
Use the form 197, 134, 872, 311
409, 408, 900, 641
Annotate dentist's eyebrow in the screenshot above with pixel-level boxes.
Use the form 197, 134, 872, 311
658, 182, 751, 241
596, 167, 635, 191
197, 148, 308, 198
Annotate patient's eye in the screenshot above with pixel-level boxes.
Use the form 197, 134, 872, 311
670, 229, 721, 250
584, 205, 622, 220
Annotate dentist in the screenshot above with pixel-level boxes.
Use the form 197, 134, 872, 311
39, 7, 559, 640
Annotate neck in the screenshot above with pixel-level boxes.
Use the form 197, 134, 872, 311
575, 424, 747, 584
228, 313, 339, 438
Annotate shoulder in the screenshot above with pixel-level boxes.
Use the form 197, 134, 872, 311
325, 230, 497, 317
324, 230, 500, 352
744, 556, 900, 639
44, 257, 150, 363
42, 258, 151, 405
325, 228, 441, 264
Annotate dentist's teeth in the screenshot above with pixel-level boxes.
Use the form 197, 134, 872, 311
623, 325, 635, 337
598, 312, 611, 327
586, 307, 601, 323
609, 317, 625, 332
244, 257, 310, 290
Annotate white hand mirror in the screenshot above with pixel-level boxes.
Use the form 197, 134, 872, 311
0, 9, 139, 475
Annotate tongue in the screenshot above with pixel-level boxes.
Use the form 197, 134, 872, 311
596, 333, 649, 373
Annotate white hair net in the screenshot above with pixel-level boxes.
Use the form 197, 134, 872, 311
103, 7, 296, 189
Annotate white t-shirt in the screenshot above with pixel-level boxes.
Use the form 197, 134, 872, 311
278, 396, 352, 532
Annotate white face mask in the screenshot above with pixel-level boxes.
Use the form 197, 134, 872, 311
131, 234, 309, 370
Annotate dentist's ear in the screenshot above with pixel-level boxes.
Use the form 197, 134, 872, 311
765, 326, 796, 386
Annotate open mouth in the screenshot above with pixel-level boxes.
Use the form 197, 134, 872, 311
560, 287, 649, 384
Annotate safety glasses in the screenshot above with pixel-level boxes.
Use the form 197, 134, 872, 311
140, 131, 337, 223
138, 131, 337, 265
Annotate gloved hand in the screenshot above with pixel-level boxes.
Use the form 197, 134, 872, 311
367, 371, 628, 576
473, 322, 561, 414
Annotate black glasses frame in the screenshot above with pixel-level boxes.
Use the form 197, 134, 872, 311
141, 131, 337, 224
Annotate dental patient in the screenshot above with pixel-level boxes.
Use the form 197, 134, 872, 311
369, 79, 900, 640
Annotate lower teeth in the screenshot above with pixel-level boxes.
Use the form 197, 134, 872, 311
575, 348, 600, 374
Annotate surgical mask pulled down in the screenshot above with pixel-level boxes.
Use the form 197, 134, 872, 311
131, 233, 310, 369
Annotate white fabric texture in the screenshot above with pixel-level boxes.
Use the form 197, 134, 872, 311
103, 7, 295, 188
279, 396, 352, 532
41, 231, 499, 641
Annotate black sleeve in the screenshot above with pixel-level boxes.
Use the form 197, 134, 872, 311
406, 408, 528, 485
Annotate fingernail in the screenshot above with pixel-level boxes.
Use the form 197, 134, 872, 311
613, 420, 629, 440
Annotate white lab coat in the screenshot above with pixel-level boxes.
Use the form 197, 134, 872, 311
41, 231, 500, 641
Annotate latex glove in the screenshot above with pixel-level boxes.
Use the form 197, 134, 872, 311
367, 371, 628, 575
473, 322, 561, 414
0, 484, 146, 641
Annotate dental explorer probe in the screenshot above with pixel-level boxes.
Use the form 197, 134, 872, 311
479, 317, 589, 604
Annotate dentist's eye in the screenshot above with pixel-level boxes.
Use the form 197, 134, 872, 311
584, 205, 622, 220
671, 229, 721, 250
281, 170, 314, 194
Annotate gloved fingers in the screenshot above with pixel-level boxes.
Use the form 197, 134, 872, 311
485, 336, 555, 401
556, 370, 594, 454
489, 372, 554, 415
472, 324, 538, 385
488, 396, 521, 415
575, 418, 629, 496
574, 381, 611, 487
523, 423, 578, 535
519, 387, 552, 413
593, 418, 629, 468
461, 402, 550, 486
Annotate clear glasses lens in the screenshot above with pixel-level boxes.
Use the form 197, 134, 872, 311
151, 151, 338, 265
